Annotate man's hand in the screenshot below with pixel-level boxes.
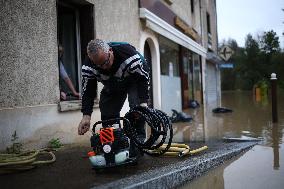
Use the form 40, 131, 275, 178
78, 115, 91, 135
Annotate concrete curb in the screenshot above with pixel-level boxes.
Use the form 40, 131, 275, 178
93, 142, 257, 189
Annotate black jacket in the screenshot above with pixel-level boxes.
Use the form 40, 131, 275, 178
81, 42, 149, 115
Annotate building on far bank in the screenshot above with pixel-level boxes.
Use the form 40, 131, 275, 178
0, 0, 221, 150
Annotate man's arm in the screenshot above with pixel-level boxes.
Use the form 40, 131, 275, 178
81, 58, 97, 115
81, 77, 97, 115
78, 58, 97, 135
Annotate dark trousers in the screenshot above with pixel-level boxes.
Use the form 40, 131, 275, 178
99, 81, 145, 156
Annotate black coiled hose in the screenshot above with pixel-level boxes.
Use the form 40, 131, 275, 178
123, 106, 173, 156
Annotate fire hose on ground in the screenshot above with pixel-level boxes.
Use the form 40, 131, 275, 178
123, 106, 208, 157
0, 149, 56, 174
149, 143, 208, 157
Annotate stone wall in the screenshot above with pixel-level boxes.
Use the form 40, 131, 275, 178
93, 0, 140, 48
0, 0, 59, 108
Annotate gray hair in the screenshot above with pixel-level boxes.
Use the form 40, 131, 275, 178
87, 39, 110, 55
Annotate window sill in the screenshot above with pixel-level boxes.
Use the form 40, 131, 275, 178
58, 99, 99, 112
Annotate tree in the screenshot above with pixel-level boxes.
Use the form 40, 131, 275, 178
241, 34, 262, 89
245, 34, 260, 57
260, 30, 280, 54
227, 38, 239, 51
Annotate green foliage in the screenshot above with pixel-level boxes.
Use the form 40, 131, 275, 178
260, 30, 280, 54
6, 131, 23, 154
256, 80, 268, 96
221, 30, 284, 91
245, 34, 260, 57
48, 138, 63, 149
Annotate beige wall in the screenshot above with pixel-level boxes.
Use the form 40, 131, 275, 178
170, 0, 192, 26
93, 0, 141, 48
0, 105, 96, 150
170, 0, 202, 35
0, 0, 67, 151
0, 0, 59, 109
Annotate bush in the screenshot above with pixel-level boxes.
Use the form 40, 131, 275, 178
256, 80, 268, 96
48, 138, 63, 149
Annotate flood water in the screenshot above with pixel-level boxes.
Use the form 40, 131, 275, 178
175, 91, 284, 189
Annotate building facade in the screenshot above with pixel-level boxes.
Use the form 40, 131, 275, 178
0, 0, 221, 150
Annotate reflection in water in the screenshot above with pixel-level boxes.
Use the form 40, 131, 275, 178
177, 91, 284, 189
172, 107, 205, 142
272, 123, 280, 170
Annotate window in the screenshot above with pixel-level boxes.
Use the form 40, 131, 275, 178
58, 4, 79, 101
57, 0, 95, 111
206, 12, 212, 49
206, 12, 211, 34
191, 0, 194, 13
159, 36, 180, 77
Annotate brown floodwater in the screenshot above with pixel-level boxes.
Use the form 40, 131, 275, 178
175, 91, 284, 189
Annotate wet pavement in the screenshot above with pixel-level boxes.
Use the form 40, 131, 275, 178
1, 91, 283, 188
0, 143, 191, 188
0, 142, 257, 189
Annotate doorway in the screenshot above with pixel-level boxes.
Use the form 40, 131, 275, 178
144, 41, 154, 108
